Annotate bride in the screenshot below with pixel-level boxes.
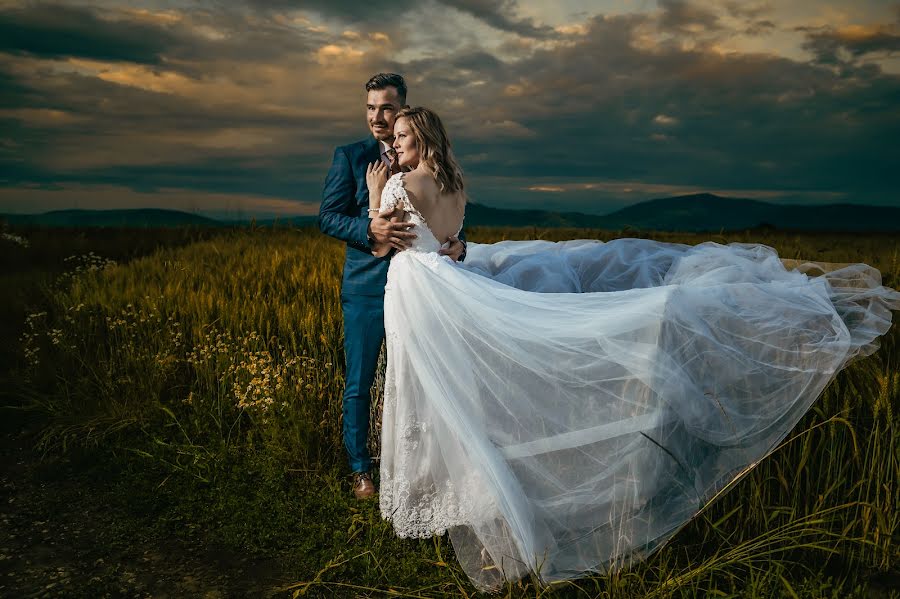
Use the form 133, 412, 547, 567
365, 106, 900, 591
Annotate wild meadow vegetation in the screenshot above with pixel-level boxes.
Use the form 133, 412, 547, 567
1, 224, 898, 598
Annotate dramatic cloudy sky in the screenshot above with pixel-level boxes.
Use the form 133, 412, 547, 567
1, 0, 899, 218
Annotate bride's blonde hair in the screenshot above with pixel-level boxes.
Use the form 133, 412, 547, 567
396, 106, 465, 194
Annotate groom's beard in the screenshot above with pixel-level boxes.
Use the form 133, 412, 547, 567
374, 132, 395, 144
370, 121, 394, 142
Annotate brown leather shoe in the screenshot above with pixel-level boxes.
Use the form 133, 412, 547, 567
352, 471, 376, 500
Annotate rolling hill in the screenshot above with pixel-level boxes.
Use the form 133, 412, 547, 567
465, 194, 900, 231
595, 194, 900, 231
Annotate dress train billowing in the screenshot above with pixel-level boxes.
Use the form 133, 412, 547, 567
375, 174, 900, 591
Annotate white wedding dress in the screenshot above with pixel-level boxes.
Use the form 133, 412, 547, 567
376, 173, 900, 591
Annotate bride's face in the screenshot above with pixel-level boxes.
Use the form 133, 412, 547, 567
392, 117, 419, 168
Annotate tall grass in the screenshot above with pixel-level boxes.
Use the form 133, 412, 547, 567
5, 225, 899, 597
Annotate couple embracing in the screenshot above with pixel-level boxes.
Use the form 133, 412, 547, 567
318, 73, 900, 591
318, 73, 467, 499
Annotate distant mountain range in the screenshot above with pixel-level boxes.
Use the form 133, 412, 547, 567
0, 208, 224, 228
465, 194, 900, 231
2, 194, 898, 231
596, 194, 900, 232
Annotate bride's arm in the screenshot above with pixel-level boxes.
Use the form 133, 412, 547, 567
366, 161, 387, 213
366, 162, 392, 257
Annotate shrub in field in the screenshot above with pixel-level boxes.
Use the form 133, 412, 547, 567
17, 229, 344, 473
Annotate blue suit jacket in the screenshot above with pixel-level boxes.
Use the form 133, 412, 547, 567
318, 136, 467, 296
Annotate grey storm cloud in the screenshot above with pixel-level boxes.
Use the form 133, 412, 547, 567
0, 2, 327, 74
0, 3, 176, 63
657, 0, 722, 34
440, 0, 555, 38
720, 1, 771, 20
743, 19, 776, 36
801, 25, 900, 64
251, 0, 554, 38
243, 0, 419, 22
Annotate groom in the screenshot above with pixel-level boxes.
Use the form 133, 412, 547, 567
318, 73, 467, 499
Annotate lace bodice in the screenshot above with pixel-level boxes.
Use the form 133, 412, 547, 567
380, 173, 464, 254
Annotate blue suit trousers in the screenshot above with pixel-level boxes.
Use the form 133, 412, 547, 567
340, 292, 385, 473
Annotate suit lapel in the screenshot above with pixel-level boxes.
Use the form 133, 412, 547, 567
355, 137, 382, 206
363, 136, 381, 167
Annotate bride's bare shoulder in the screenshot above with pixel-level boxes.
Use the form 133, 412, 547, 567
404, 171, 465, 205
402, 170, 436, 195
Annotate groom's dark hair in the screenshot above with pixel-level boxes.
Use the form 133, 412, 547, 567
366, 73, 407, 104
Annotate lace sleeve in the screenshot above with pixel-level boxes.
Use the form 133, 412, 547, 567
379, 173, 407, 215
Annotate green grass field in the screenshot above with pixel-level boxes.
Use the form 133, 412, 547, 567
1, 225, 898, 598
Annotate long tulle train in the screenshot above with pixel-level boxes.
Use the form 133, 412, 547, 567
378, 239, 899, 591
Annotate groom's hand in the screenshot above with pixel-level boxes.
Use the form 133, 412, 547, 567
369, 207, 416, 251
439, 236, 466, 262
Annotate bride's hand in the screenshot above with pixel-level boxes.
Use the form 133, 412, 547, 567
366, 161, 388, 200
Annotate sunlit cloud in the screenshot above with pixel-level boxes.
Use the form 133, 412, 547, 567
316, 43, 365, 65
120, 8, 184, 25
653, 114, 679, 126
521, 179, 846, 201
527, 185, 565, 192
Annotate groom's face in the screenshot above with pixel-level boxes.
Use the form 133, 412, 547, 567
366, 87, 403, 142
